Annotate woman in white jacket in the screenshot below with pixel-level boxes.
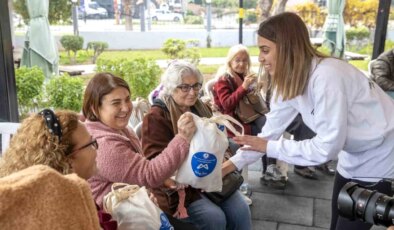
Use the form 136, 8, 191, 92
231, 12, 394, 230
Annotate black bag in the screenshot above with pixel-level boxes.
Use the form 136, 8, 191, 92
204, 171, 244, 204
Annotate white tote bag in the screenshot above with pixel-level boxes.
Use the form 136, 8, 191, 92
175, 114, 243, 192
103, 183, 174, 230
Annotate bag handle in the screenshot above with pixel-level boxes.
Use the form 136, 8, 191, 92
208, 114, 244, 136
104, 183, 140, 214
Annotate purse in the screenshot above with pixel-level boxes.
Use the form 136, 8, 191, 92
225, 76, 269, 124
204, 170, 244, 204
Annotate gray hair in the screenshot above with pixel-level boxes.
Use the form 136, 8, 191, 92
215, 44, 251, 79
159, 60, 203, 98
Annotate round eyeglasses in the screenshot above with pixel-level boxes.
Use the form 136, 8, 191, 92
176, 83, 202, 92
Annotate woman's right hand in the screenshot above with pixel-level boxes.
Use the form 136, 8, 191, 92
242, 73, 256, 90
177, 112, 196, 142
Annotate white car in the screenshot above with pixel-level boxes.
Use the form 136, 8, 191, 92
79, 2, 108, 19
151, 10, 183, 22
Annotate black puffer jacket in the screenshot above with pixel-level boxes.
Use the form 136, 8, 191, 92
370, 49, 394, 91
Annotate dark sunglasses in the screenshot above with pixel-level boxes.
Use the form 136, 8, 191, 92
70, 139, 98, 155
176, 83, 202, 93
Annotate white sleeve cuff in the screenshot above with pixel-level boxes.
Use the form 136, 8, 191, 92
266, 140, 279, 159
229, 148, 264, 170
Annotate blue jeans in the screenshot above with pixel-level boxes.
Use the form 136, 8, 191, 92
184, 191, 251, 230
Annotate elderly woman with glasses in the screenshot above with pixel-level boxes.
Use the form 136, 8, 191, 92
82, 72, 197, 217
0, 109, 117, 229
141, 61, 252, 230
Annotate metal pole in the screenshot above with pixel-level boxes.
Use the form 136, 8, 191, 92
0, 0, 19, 122
147, 0, 151, 31
372, 0, 391, 59
140, 3, 145, 32
239, 0, 243, 44
207, 2, 211, 34
72, 3, 79, 35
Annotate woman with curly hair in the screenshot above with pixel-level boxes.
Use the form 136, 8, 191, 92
0, 109, 116, 230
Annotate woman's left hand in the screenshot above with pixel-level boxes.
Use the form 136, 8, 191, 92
233, 135, 268, 153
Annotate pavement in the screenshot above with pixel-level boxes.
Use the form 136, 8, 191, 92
246, 160, 386, 230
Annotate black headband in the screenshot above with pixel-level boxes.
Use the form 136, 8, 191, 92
39, 109, 62, 143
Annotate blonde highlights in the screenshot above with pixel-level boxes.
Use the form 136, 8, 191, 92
258, 12, 326, 100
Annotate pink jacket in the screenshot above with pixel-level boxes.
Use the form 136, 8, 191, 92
85, 120, 190, 207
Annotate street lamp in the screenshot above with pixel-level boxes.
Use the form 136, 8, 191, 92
71, 0, 79, 35
206, 0, 212, 48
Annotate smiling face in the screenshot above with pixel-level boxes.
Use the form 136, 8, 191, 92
258, 36, 277, 76
97, 87, 132, 130
171, 73, 199, 110
230, 50, 249, 75
69, 122, 97, 180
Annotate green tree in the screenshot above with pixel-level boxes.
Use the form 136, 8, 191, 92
46, 75, 84, 112
60, 35, 84, 64
13, 0, 72, 24
96, 58, 161, 100
86, 41, 109, 64
161, 38, 201, 65
15, 66, 45, 117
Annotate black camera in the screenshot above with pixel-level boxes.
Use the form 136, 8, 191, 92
337, 182, 394, 227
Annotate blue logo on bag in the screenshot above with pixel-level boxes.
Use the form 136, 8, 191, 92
160, 213, 174, 230
191, 152, 217, 177
217, 124, 225, 132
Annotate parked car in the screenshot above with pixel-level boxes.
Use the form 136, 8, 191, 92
151, 9, 183, 22
78, 2, 108, 19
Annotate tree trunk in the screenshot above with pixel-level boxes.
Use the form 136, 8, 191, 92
273, 0, 288, 15
123, 0, 133, 31
258, 0, 273, 22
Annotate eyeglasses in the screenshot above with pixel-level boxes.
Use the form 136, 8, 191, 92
70, 139, 98, 155
176, 83, 202, 92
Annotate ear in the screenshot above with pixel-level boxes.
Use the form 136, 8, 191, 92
91, 105, 99, 119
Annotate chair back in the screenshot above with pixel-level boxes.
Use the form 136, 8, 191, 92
0, 122, 20, 155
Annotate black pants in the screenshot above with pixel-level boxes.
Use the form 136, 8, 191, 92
286, 114, 316, 170
250, 116, 277, 172
330, 172, 393, 230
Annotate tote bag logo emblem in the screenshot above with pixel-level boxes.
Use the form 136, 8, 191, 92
216, 124, 225, 132
160, 213, 174, 230
191, 152, 217, 177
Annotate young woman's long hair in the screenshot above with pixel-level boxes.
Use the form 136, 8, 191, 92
0, 111, 79, 177
258, 12, 327, 100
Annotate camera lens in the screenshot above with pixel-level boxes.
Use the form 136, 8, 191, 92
338, 182, 394, 227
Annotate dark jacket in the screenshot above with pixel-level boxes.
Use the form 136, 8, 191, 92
141, 100, 202, 215
370, 49, 394, 91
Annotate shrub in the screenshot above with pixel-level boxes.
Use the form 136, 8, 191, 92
161, 38, 201, 65
96, 58, 161, 100
184, 15, 203, 24
60, 35, 84, 64
15, 66, 45, 117
45, 75, 84, 112
346, 26, 370, 41
86, 41, 109, 64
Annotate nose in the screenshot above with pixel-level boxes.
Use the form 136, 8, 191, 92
258, 53, 265, 63
121, 101, 131, 112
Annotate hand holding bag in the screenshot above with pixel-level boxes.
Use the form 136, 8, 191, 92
175, 114, 244, 192
225, 76, 269, 124
103, 183, 174, 230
